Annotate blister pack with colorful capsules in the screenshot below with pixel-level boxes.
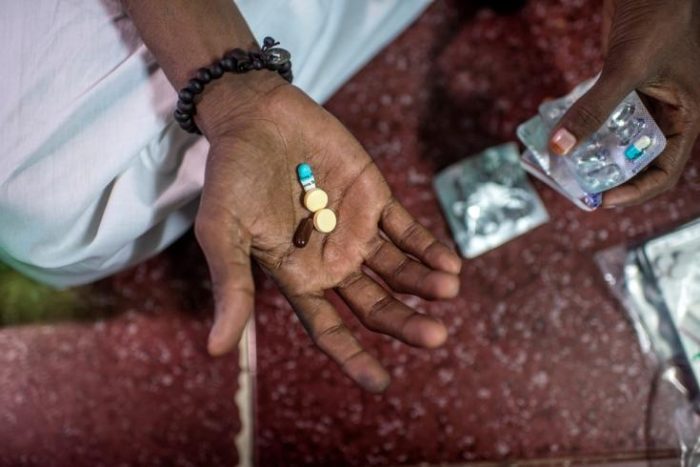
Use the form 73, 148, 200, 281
517, 76, 667, 209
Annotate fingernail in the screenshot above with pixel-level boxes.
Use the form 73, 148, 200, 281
550, 128, 577, 156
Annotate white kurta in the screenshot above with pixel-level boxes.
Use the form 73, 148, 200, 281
0, 0, 430, 287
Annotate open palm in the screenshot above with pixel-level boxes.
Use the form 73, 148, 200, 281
195, 83, 461, 392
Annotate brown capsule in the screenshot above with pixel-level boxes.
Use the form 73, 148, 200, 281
293, 217, 314, 248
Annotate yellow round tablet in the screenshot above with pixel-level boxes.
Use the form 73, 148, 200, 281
304, 188, 328, 212
313, 208, 337, 233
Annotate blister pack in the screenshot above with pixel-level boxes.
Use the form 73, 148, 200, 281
521, 149, 602, 211
517, 76, 667, 208
433, 143, 549, 258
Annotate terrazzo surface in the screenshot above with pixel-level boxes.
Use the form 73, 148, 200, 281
253, 0, 700, 465
1, 0, 699, 466
0, 237, 241, 466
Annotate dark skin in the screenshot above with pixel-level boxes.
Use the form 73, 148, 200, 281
549, 0, 700, 207
122, 0, 462, 393
122, 0, 700, 392
197, 76, 463, 392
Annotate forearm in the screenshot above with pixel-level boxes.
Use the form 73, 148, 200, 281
120, 0, 256, 89
120, 1, 285, 136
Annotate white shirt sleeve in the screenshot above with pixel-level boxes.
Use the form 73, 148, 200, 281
0, 0, 430, 288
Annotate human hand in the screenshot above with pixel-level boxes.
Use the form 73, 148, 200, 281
548, 0, 700, 207
193, 73, 462, 392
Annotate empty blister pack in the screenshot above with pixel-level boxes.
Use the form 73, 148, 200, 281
518, 76, 667, 207
538, 78, 595, 127
433, 143, 549, 258
518, 114, 602, 211
521, 149, 602, 211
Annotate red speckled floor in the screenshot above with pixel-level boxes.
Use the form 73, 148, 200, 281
2, 0, 700, 466
253, 0, 699, 465
0, 238, 242, 466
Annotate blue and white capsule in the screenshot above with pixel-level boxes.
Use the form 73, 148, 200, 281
624, 135, 652, 161
296, 163, 317, 191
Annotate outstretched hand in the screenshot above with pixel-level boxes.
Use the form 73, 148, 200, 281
194, 74, 462, 392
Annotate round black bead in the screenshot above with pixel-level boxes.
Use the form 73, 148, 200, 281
187, 79, 204, 94
227, 48, 247, 61
263, 36, 276, 48
196, 68, 212, 84
219, 57, 236, 71
174, 110, 191, 123
178, 89, 194, 103
252, 59, 263, 70
238, 61, 252, 72
177, 100, 194, 113
180, 119, 198, 133
209, 63, 224, 78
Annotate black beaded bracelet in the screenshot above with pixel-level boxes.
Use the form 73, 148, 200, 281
174, 37, 293, 134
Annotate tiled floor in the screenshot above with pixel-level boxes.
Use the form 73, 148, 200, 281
253, 0, 699, 465
2, 0, 700, 466
0, 237, 244, 466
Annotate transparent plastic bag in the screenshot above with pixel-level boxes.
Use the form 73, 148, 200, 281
596, 218, 700, 465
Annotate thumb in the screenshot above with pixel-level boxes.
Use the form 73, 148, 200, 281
195, 217, 256, 356
549, 68, 639, 156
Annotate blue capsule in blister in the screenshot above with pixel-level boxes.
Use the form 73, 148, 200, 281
565, 90, 666, 194
624, 135, 653, 160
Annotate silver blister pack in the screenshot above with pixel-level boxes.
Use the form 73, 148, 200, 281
433, 143, 549, 258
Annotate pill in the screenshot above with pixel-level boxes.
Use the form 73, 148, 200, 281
293, 217, 314, 248
634, 135, 652, 150
313, 208, 337, 233
624, 135, 653, 160
296, 163, 316, 191
304, 188, 328, 212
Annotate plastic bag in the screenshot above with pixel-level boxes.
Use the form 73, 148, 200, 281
596, 217, 700, 465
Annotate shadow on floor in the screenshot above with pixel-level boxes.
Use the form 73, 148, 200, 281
0, 230, 212, 327
0, 263, 96, 326
417, 0, 566, 172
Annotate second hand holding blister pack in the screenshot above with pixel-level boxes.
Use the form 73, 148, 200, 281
517, 76, 667, 210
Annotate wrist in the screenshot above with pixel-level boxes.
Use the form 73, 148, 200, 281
194, 69, 290, 139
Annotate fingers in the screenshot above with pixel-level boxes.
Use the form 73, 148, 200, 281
381, 199, 462, 275
288, 293, 390, 393
601, 167, 672, 207
337, 272, 447, 349
195, 216, 256, 356
365, 238, 459, 300
603, 130, 698, 207
600, 0, 614, 52
549, 67, 641, 157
